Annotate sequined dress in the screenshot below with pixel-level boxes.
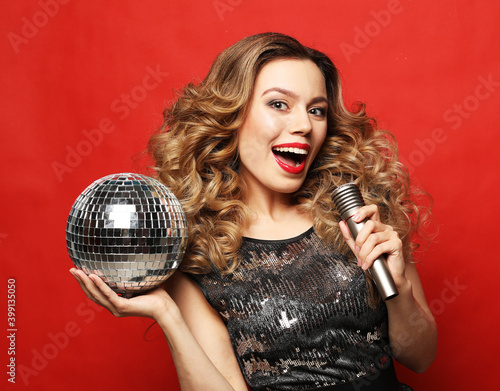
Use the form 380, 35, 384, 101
189, 227, 412, 390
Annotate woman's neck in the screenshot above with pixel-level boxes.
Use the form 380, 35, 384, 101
243, 202, 313, 240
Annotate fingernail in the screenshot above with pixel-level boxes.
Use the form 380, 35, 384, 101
357, 258, 362, 267
352, 214, 361, 222
355, 246, 360, 254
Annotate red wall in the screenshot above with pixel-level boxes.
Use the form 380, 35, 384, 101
1, 1, 498, 389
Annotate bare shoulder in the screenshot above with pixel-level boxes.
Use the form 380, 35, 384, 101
163, 271, 224, 335
163, 271, 208, 315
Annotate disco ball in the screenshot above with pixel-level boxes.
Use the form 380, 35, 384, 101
66, 173, 188, 298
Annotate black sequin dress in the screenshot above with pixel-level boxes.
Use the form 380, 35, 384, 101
188, 227, 412, 391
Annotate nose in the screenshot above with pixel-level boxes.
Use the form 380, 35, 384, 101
289, 108, 312, 136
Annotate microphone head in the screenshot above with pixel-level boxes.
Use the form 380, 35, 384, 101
332, 183, 365, 220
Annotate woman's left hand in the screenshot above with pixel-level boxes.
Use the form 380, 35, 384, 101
338, 204, 407, 287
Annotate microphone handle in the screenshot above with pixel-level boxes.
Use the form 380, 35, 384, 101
345, 208, 399, 301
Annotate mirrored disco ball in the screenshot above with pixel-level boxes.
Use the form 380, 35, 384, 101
66, 173, 188, 298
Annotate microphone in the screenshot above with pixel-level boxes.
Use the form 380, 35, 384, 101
332, 183, 398, 301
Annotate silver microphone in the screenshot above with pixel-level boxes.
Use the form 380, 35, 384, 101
332, 183, 398, 301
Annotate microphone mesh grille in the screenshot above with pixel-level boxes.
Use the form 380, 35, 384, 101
331, 183, 365, 217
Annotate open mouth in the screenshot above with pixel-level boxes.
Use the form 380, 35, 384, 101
271, 145, 310, 174
272, 146, 308, 167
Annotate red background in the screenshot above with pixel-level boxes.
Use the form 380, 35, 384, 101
1, 1, 498, 389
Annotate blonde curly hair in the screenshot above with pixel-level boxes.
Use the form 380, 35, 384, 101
148, 33, 431, 281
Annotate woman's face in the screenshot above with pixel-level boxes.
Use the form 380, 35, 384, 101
237, 58, 328, 197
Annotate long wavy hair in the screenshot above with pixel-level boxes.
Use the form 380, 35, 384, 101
148, 33, 431, 292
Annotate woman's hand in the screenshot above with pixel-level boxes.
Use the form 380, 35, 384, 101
338, 204, 407, 287
69, 268, 173, 321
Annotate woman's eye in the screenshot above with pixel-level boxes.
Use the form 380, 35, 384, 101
269, 101, 288, 110
309, 107, 326, 117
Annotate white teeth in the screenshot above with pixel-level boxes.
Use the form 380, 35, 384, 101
272, 147, 308, 155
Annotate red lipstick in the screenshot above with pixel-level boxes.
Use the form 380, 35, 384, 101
272, 143, 310, 174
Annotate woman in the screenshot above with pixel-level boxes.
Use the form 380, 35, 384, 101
70, 33, 437, 390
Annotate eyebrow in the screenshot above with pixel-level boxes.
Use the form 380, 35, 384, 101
262, 87, 328, 105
